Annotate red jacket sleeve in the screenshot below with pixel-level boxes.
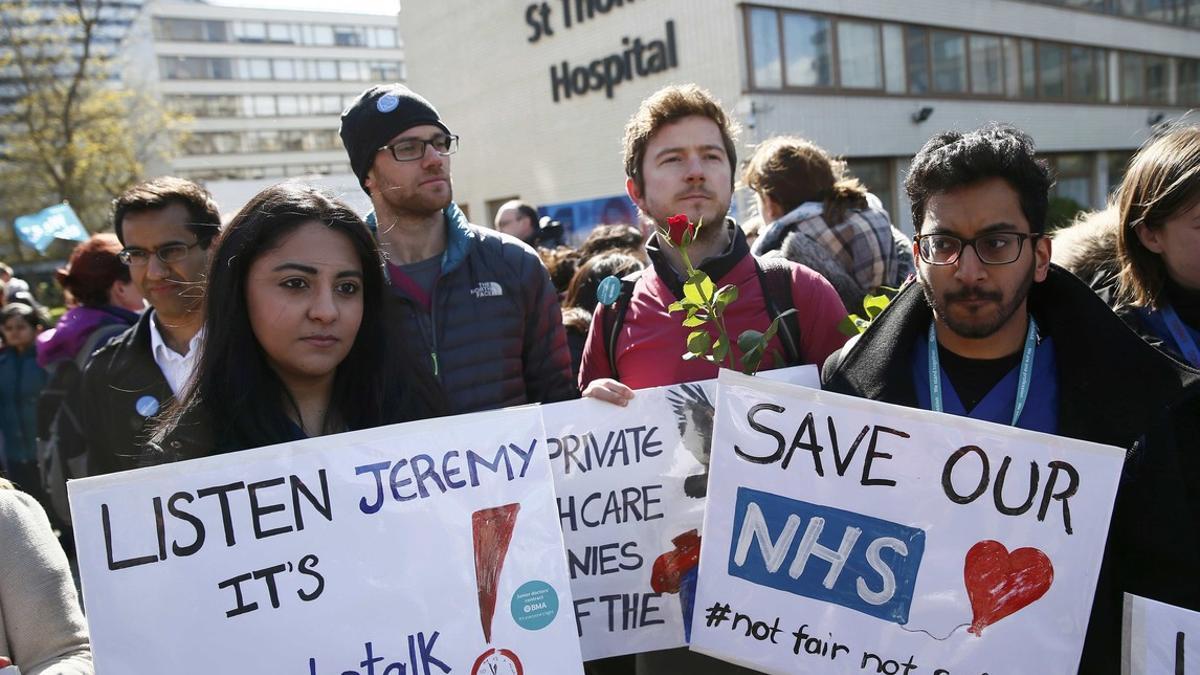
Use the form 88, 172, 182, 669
577, 302, 615, 391
790, 263, 850, 367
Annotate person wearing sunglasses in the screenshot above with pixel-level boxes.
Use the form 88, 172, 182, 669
822, 124, 1199, 673
76, 177, 222, 477
338, 84, 575, 415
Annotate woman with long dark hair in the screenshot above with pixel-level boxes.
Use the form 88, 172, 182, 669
148, 184, 441, 460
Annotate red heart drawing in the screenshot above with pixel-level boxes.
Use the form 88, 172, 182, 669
964, 540, 1054, 636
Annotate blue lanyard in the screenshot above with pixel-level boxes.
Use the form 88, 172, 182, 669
1160, 304, 1200, 367
928, 317, 1039, 426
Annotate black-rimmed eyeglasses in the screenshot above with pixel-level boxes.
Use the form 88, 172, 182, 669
118, 240, 202, 266
378, 134, 459, 162
914, 232, 1043, 266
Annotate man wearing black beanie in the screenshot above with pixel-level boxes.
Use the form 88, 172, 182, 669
339, 83, 576, 413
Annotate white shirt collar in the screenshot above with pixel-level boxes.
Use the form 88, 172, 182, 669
149, 314, 204, 363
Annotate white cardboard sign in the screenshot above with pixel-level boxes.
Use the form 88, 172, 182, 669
1123, 594, 1200, 675
691, 371, 1125, 674
69, 406, 583, 675
544, 365, 819, 661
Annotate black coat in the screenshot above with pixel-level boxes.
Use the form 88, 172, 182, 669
822, 265, 1200, 674
81, 310, 174, 476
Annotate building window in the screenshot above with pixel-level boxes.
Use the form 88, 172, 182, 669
783, 13, 833, 87
904, 26, 930, 94
969, 35, 1005, 96
1180, 58, 1200, 105
1048, 153, 1095, 210
748, 8, 782, 88
836, 21, 882, 89
1038, 43, 1066, 98
882, 25, 906, 93
158, 56, 232, 80
267, 23, 294, 44
154, 18, 226, 42
372, 28, 398, 48
368, 61, 401, 81
333, 26, 364, 47
1120, 52, 1170, 103
1068, 46, 1107, 101
930, 31, 967, 94
234, 21, 267, 43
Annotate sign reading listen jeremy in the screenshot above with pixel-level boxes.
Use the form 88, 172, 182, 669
69, 407, 583, 675
691, 371, 1125, 675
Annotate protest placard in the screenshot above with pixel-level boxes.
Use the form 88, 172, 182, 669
1123, 594, 1199, 675
691, 370, 1125, 674
69, 406, 583, 675
544, 365, 818, 661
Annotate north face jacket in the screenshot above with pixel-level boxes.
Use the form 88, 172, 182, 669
381, 203, 576, 414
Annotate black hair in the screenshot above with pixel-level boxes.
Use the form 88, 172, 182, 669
906, 124, 1053, 234
112, 176, 222, 248
150, 183, 442, 456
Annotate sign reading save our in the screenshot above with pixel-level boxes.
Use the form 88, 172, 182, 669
68, 406, 583, 675
691, 371, 1125, 675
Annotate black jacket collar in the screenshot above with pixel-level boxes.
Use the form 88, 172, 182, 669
824, 265, 1199, 449
646, 219, 747, 300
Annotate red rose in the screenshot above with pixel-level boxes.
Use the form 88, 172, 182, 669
665, 213, 695, 246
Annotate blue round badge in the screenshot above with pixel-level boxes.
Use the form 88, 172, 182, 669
376, 94, 399, 113
510, 580, 558, 631
597, 275, 622, 306
135, 395, 160, 418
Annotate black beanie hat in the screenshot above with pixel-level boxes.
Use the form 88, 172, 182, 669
339, 83, 451, 194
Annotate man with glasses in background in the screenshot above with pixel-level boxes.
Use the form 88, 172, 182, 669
83, 177, 221, 475
339, 84, 574, 414
822, 124, 1200, 672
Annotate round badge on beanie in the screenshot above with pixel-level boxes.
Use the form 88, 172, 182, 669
339, 83, 452, 194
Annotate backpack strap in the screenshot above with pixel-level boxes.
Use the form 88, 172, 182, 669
753, 256, 803, 366
75, 322, 130, 370
601, 272, 642, 381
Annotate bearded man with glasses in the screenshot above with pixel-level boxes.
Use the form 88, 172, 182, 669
822, 124, 1200, 673
339, 84, 574, 414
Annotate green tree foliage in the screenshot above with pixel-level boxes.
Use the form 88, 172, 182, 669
0, 0, 189, 258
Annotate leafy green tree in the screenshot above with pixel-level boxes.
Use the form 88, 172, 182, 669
0, 0, 188, 259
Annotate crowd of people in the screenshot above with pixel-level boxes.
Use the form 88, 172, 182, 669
0, 80, 1195, 674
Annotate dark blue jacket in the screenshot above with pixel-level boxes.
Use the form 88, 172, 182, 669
376, 203, 576, 414
0, 346, 47, 466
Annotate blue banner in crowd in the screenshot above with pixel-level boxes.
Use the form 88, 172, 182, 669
14, 203, 88, 254
538, 194, 640, 246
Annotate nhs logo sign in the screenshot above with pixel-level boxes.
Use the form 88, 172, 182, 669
727, 487, 926, 624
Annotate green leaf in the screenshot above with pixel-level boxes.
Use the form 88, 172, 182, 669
698, 274, 716, 300
863, 293, 890, 319
763, 316, 781, 342
683, 279, 706, 305
681, 226, 694, 247
687, 330, 711, 355
667, 300, 685, 313
682, 313, 707, 328
713, 284, 739, 312
737, 329, 764, 354
687, 270, 707, 286
712, 336, 729, 363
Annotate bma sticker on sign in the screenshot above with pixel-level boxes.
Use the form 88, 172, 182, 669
728, 487, 926, 625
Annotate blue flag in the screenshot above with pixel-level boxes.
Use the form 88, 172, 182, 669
14, 203, 89, 254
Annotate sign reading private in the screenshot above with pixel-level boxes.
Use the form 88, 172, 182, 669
545, 366, 819, 661
69, 406, 583, 675
691, 371, 1125, 674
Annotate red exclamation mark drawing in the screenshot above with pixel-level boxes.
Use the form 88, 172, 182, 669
471, 503, 525, 675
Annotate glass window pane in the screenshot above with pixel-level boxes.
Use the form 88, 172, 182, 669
277, 95, 299, 115
273, 59, 296, 80
268, 23, 293, 43
238, 21, 266, 42
252, 95, 275, 116
338, 60, 360, 80
1050, 154, 1094, 209
882, 25, 906, 94
837, 21, 882, 89
783, 13, 833, 87
970, 35, 1004, 96
1069, 46, 1100, 100
1180, 59, 1200, 105
247, 58, 271, 80
316, 60, 338, 80
845, 159, 893, 220
312, 25, 334, 46
748, 8, 782, 88
1021, 40, 1037, 97
1038, 43, 1065, 98
931, 31, 966, 94
1121, 53, 1145, 102
376, 28, 397, 48
905, 27, 930, 94
1003, 37, 1022, 97
1146, 55, 1169, 103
